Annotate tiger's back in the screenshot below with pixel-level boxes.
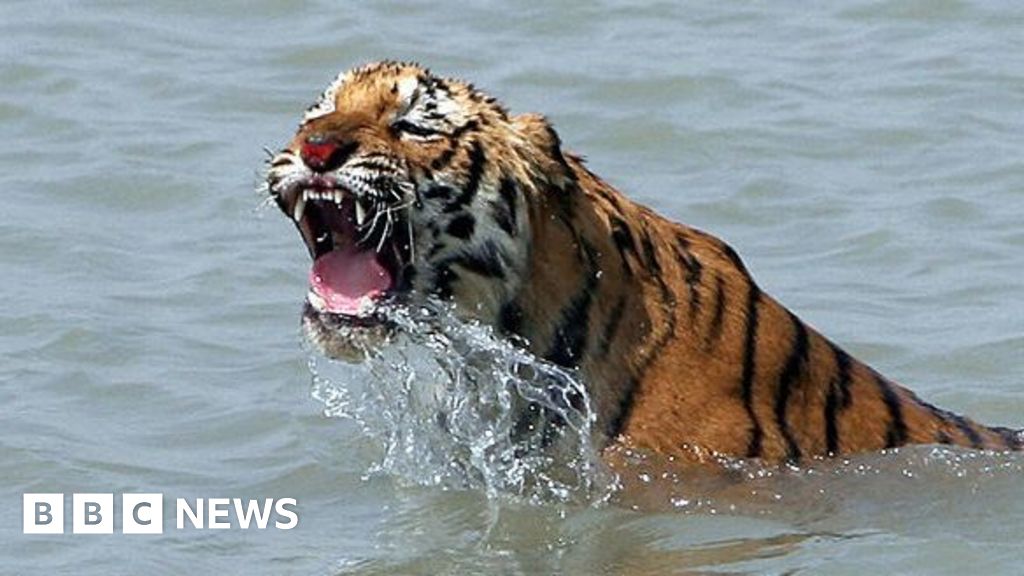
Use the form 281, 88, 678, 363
519, 157, 1021, 461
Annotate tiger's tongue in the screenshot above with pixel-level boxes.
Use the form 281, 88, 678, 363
309, 246, 393, 315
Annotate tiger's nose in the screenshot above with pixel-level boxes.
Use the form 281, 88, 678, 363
300, 136, 354, 172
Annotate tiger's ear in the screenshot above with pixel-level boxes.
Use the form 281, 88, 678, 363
512, 113, 576, 189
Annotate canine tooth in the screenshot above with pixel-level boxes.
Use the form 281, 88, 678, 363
293, 192, 308, 222
333, 190, 343, 204
307, 290, 327, 312
355, 201, 367, 226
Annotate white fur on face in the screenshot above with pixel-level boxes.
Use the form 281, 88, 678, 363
394, 76, 468, 138
396, 75, 420, 104
302, 72, 346, 125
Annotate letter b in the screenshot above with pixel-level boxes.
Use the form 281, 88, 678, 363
73, 494, 113, 534
23, 494, 63, 534
37, 502, 53, 525
84, 502, 102, 525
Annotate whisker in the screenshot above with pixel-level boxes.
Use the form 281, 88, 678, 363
386, 200, 415, 213
405, 206, 416, 262
358, 201, 389, 246
256, 194, 277, 211
368, 201, 386, 231
358, 217, 377, 244
376, 214, 393, 253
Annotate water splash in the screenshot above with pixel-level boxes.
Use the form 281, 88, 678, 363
308, 299, 615, 504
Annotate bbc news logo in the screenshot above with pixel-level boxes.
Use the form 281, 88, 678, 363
23, 494, 298, 534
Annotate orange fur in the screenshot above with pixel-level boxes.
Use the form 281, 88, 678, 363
523, 158, 1020, 462
270, 62, 1021, 464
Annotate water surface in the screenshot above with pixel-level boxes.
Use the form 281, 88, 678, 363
2, 1, 1024, 574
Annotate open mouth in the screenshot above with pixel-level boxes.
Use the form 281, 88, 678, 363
282, 176, 410, 322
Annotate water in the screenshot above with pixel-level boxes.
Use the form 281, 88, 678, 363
309, 300, 610, 504
2, 1, 1023, 573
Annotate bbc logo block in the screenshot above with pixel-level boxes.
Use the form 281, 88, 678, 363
23, 494, 64, 534
23, 493, 164, 535
122, 493, 163, 534
72, 493, 114, 534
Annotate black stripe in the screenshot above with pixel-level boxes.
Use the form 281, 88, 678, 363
445, 214, 475, 239
433, 264, 457, 299
449, 119, 479, 139
443, 140, 484, 213
775, 311, 808, 463
597, 292, 628, 356
610, 217, 637, 277
448, 242, 508, 279
719, 242, 749, 277
833, 344, 854, 407
498, 301, 523, 336
677, 238, 703, 320
605, 245, 681, 441
706, 274, 726, 349
393, 119, 438, 138
545, 242, 599, 369
950, 414, 984, 449
824, 343, 853, 455
270, 155, 293, 168
313, 140, 358, 172
936, 430, 953, 445
741, 285, 764, 458
545, 124, 576, 183
606, 375, 638, 440
493, 177, 518, 236
991, 426, 1022, 450
639, 227, 662, 274
553, 181, 577, 217
917, 398, 984, 450
432, 241, 509, 298
426, 241, 447, 260
691, 228, 749, 277
431, 146, 457, 171
596, 186, 625, 216
874, 374, 908, 448
825, 386, 840, 455
397, 265, 416, 292
422, 185, 457, 200
606, 318, 677, 440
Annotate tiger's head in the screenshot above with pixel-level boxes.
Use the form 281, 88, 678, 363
266, 61, 573, 360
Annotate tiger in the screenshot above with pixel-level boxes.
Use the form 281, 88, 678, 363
264, 61, 1021, 465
